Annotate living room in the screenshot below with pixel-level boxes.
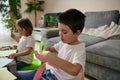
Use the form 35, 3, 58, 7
0, 0, 120, 80
22, 0, 120, 80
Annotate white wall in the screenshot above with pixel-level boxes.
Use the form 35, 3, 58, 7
43, 0, 120, 13
21, 0, 120, 27
21, 0, 44, 27
20, 0, 28, 18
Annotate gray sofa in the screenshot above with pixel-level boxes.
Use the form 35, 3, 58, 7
40, 10, 120, 80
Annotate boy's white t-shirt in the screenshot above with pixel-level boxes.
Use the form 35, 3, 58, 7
17, 35, 35, 63
46, 41, 86, 80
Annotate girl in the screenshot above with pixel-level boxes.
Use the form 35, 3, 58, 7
7, 18, 35, 76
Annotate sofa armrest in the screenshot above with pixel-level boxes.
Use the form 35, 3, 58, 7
40, 28, 59, 42
119, 14, 120, 25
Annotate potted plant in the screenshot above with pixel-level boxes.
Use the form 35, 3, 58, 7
24, 0, 45, 27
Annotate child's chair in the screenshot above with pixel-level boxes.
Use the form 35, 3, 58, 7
81, 72, 85, 80
39, 41, 44, 53
21, 41, 44, 70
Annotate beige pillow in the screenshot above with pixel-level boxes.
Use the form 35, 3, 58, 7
82, 25, 108, 37
82, 22, 120, 39
97, 22, 120, 39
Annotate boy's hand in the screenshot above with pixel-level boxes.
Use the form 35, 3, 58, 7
34, 51, 48, 62
34, 51, 59, 69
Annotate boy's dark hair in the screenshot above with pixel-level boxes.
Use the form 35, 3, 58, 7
57, 9, 85, 33
16, 18, 33, 36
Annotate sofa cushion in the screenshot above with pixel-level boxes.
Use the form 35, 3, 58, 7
85, 62, 120, 80
86, 40, 120, 72
46, 37, 60, 48
40, 28, 59, 43
85, 10, 119, 28
78, 34, 105, 46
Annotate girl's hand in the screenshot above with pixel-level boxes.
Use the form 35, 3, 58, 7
11, 32, 16, 39
11, 32, 19, 42
8, 53, 18, 59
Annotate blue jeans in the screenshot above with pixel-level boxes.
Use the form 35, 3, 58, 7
7, 60, 29, 77
17, 70, 36, 80
16, 61, 29, 70
16, 69, 58, 80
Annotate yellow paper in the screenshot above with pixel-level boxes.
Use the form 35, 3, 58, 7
0, 67, 16, 80
0, 50, 16, 57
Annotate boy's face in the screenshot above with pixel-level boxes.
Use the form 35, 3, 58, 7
58, 23, 80, 45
